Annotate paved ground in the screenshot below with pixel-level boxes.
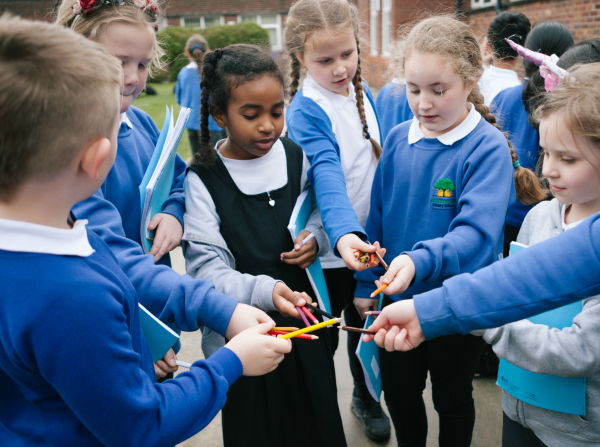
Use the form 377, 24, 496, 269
171, 248, 503, 447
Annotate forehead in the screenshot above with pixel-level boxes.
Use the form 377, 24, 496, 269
540, 114, 579, 150
304, 29, 355, 55
98, 22, 154, 59
229, 75, 284, 105
404, 52, 458, 85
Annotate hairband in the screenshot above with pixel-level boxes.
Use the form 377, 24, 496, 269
191, 44, 204, 53
505, 38, 569, 92
363, 125, 371, 140
72, 0, 159, 31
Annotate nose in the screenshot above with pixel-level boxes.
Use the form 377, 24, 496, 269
122, 63, 139, 91
418, 94, 433, 112
542, 154, 559, 179
258, 118, 275, 134
332, 61, 346, 78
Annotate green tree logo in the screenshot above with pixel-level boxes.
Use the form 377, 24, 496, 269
434, 178, 455, 197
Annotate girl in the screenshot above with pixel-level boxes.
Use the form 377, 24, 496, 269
284, 0, 390, 440
477, 63, 600, 447
182, 44, 345, 446
354, 16, 545, 447
175, 34, 226, 158
491, 21, 573, 255
376, 76, 414, 143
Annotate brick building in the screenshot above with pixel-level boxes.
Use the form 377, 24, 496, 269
0, 0, 55, 22
358, 0, 600, 88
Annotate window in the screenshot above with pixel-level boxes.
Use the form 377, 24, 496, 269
239, 14, 282, 49
370, 0, 379, 56
203, 17, 220, 28
381, 0, 391, 57
470, 0, 493, 9
182, 16, 221, 28
183, 17, 200, 28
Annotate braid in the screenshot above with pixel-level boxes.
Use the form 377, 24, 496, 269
195, 50, 221, 166
285, 53, 302, 137
353, 41, 382, 160
468, 86, 546, 205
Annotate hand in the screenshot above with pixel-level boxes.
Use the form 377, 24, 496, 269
280, 230, 318, 269
336, 234, 386, 271
362, 299, 425, 351
272, 282, 312, 319
376, 254, 415, 296
353, 297, 380, 320
225, 303, 274, 340
154, 348, 178, 379
148, 213, 183, 263
225, 321, 292, 376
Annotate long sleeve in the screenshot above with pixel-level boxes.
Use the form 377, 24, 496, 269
414, 212, 600, 339
300, 154, 329, 258
72, 189, 238, 336
160, 153, 187, 227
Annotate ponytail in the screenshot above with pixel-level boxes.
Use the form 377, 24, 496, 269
468, 85, 546, 205
196, 49, 222, 166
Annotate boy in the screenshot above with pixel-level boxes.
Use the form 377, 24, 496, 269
0, 16, 290, 446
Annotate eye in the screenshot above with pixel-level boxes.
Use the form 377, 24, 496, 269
409, 90, 420, 94
434, 90, 445, 96
318, 59, 330, 64
561, 157, 575, 164
272, 112, 283, 118
139, 62, 148, 69
243, 115, 258, 120
343, 51, 353, 57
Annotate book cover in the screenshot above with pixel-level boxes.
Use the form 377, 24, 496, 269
355, 296, 383, 402
138, 304, 180, 363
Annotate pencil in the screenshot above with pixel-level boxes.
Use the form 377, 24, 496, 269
364, 311, 381, 316
374, 252, 389, 270
175, 360, 192, 368
278, 318, 342, 339
268, 331, 318, 339
370, 283, 388, 298
304, 302, 335, 320
338, 326, 377, 335
301, 306, 319, 325
297, 305, 311, 327
272, 327, 300, 332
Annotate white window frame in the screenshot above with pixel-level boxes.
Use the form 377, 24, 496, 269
236, 14, 282, 50
381, 0, 391, 57
370, 0, 380, 56
470, 0, 494, 9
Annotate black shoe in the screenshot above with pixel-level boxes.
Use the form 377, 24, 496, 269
351, 389, 391, 442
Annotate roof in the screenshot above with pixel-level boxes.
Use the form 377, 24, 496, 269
0, 0, 55, 22
165, 0, 295, 16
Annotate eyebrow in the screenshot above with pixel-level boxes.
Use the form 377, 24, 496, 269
239, 103, 262, 110
408, 82, 445, 87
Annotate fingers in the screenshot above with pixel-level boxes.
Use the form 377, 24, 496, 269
395, 328, 409, 351
163, 349, 177, 368
268, 337, 292, 354
147, 213, 163, 231
366, 312, 391, 333
384, 326, 400, 352
152, 237, 171, 263
373, 328, 388, 348
149, 227, 167, 258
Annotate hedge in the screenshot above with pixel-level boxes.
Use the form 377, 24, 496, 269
154, 22, 270, 82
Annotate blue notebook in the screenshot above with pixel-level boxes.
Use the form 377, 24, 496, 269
355, 296, 384, 402
497, 241, 585, 415
138, 304, 180, 363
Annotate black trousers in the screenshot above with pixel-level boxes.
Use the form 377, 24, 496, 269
324, 267, 370, 398
502, 413, 547, 447
380, 296, 486, 447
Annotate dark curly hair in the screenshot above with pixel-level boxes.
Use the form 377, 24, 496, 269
488, 11, 531, 60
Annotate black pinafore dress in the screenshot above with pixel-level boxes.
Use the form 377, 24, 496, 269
189, 138, 346, 447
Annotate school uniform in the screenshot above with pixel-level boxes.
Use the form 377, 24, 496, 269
375, 79, 414, 143
478, 64, 521, 106
72, 106, 238, 341
355, 105, 516, 446
185, 138, 345, 447
0, 218, 242, 447
175, 62, 225, 156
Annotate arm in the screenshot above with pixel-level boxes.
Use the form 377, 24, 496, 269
160, 154, 187, 226
302, 155, 329, 258
482, 297, 600, 377
72, 190, 237, 336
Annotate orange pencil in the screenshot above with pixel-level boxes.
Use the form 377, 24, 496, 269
370, 283, 388, 298
268, 331, 318, 340
301, 306, 319, 325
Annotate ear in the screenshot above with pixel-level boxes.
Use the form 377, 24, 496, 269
211, 104, 227, 128
294, 52, 305, 67
185, 51, 192, 59
79, 137, 112, 181
483, 40, 493, 56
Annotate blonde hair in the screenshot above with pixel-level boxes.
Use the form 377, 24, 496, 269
284, 0, 382, 160
393, 16, 546, 204
0, 14, 122, 202
55, 0, 165, 77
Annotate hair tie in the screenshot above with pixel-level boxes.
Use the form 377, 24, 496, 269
512, 160, 521, 169
363, 125, 371, 140
191, 44, 204, 53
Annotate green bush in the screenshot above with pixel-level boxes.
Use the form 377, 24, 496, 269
154, 22, 270, 82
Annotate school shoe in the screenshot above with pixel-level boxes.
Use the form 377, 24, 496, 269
351, 388, 391, 442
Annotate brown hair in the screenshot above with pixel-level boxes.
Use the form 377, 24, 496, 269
283, 0, 382, 160
0, 14, 122, 202
393, 16, 545, 204
185, 34, 210, 67
55, 0, 165, 77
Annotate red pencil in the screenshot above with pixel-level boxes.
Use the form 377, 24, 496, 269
268, 331, 318, 340
301, 306, 319, 325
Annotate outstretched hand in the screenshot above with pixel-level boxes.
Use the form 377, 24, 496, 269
336, 234, 386, 271
272, 282, 312, 319
362, 299, 425, 351
375, 254, 415, 296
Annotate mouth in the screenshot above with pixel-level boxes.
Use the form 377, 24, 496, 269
255, 138, 275, 149
333, 77, 348, 86
420, 115, 438, 122
550, 184, 566, 193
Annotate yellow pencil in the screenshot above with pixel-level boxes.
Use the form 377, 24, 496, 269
272, 327, 300, 332
277, 318, 342, 339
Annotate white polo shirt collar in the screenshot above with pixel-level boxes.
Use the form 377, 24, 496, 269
121, 112, 133, 130
408, 103, 481, 145
304, 72, 356, 111
0, 218, 95, 257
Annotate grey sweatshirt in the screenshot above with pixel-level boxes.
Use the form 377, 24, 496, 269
475, 199, 600, 446
182, 147, 329, 358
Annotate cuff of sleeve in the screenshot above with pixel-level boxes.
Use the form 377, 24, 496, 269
304, 227, 330, 258
161, 202, 185, 227
204, 346, 243, 387
332, 229, 367, 258
413, 288, 461, 339
253, 278, 279, 313
404, 249, 434, 284
201, 289, 239, 337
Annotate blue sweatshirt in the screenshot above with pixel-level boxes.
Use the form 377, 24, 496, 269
72, 107, 238, 336
0, 229, 242, 447
414, 212, 600, 340
491, 81, 540, 227
175, 63, 222, 132
286, 82, 382, 253
375, 81, 414, 144
355, 115, 515, 300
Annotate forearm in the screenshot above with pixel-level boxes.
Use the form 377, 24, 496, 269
161, 154, 188, 226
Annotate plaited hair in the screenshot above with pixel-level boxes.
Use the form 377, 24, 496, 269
195, 44, 286, 166
393, 15, 546, 205
284, 0, 382, 160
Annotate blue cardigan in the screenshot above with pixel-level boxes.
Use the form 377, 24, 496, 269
286, 82, 382, 254
175, 64, 222, 132
375, 81, 414, 144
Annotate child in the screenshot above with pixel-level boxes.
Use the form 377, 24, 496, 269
183, 44, 345, 446
354, 16, 546, 447
478, 11, 531, 106
175, 34, 226, 158
284, 0, 390, 440
376, 76, 413, 143
492, 22, 573, 256
476, 63, 600, 447
0, 16, 290, 446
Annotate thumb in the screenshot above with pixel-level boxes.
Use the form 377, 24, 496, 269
253, 320, 276, 335
367, 312, 390, 333
380, 262, 402, 285
147, 214, 162, 231
356, 239, 377, 253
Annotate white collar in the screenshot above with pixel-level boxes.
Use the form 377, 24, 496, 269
487, 65, 519, 81
120, 112, 133, 129
560, 203, 585, 231
0, 218, 95, 257
304, 72, 357, 110
186, 61, 198, 69
408, 103, 481, 145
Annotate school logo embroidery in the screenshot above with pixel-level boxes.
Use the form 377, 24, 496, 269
431, 178, 456, 210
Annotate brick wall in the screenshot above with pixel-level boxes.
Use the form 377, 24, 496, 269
0, 0, 55, 22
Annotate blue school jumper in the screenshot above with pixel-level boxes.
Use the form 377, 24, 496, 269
0, 229, 242, 447
72, 107, 238, 337
286, 82, 382, 253
491, 81, 540, 227
355, 117, 516, 300
375, 81, 414, 143
175, 64, 222, 132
